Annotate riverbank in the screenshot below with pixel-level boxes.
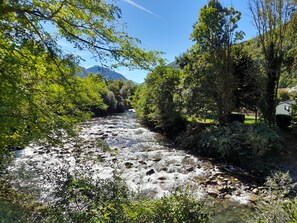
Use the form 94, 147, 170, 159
2, 112, 297, 222
7, 113, 259, 204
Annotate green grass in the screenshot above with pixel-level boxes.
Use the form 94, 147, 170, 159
187, 115, 257, 125
245, 115, 256, 124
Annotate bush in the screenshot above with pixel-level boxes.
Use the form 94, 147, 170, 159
228, 113, 245, 123
126, 192, 212, 223
179, 122, 282, 170
42, 175, 129, 223
246, 172, 297, 223
32, 174, 212, 223
276, 115, 292, 129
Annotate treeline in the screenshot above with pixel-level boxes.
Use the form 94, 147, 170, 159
133, 0, 297, 170
74, 74, 136, 117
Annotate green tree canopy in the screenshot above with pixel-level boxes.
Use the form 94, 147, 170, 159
181, 0, 244, 124
0, 0, 161, 167
133, 66, 186, 136
0, 0, 162, 69
249, 0, 296, 125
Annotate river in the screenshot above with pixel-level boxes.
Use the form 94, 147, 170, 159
4, 112, 256, 222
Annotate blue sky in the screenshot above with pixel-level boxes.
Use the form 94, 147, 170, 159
61, 0, 258, 83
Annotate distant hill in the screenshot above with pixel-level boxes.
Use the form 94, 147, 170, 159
166, 61, 179, 69
77, 65, 127, 81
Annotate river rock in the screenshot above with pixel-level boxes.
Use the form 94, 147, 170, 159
153, 158, 161, 162
218, 186, 225, 192
252, 188, 259, 194
247, 193, 258, 203
217, 180, 224, 186
139, 160, 147, 165
224, 194, 232, 199
207, 189, 219, 197
186, 167, 195, 172
234, 190, 241, 196
125, 162, 133, 168
146, 169, 155, 175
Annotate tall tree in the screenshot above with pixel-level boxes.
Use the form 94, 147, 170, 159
232, 46, 262, 114
185, 0, 244, 124
249, 0, 296, 125
0, 0, 161, 166
133, 66, 185, 136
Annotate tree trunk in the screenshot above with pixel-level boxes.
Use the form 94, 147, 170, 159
264, 72, 277, 125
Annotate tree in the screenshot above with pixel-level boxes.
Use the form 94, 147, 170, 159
232, 46, 262, 115
133, 66, 186, 136
183, 0, 244, 124
0, 0, 161, 167
0, 0, 161, 69
249, 0, 296, 125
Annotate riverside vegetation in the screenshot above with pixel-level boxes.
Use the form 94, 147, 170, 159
0, 0, 297, 222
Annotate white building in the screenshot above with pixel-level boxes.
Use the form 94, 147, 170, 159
276, 100, 295, 116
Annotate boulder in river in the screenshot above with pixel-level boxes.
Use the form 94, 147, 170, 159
158, 176, 167, 181
146, 169, 155, 175
186, 167, 195, 172
125, 162, 133, 168
153, 157, 162, 162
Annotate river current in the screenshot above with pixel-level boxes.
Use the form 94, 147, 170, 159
8, 112, 252, 204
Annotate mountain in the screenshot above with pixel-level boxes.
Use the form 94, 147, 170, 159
77, 65, 127, 81
166, 61, 179, 69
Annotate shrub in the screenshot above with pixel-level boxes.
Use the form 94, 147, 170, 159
246, 172, 297, 223
245, 123, 281, 158
126, 192, 212, 223
180, 122, 282, 170
33, 174, 212, 223
198, 122, 243, 159
228, 113, 245, 123
42, 175, 129, 223
276, 115, 292, 129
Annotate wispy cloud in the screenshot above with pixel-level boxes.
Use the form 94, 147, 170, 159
123, 0, 160, 18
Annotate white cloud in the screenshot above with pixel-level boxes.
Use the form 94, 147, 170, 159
123, 0, 160, 18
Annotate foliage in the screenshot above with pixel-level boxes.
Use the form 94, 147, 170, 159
180, 0, 244, 124
264, 172, 297, 196
232, 46, 262, 112
0, 178, 41, 223
0, 0, 161, 69
41, 175, 129, 223
89, 78, 136, 115
0, 0, 160, 169
133, 66, 186, 136
249, 0, 296, 125
178, 122, 281, 170
246, 172, 297, 223
245, 198, 297, 223
126, 192, 212, 223
27, 174, 212, 223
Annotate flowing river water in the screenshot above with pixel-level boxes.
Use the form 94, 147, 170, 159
4, 112, 258, 222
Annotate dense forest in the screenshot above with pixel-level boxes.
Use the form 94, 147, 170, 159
0, 0, 297, 222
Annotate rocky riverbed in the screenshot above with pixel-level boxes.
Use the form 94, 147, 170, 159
8, 112, 260, 204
